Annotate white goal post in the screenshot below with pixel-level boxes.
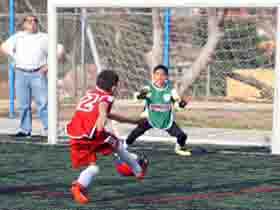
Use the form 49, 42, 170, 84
48, 0, 280, 154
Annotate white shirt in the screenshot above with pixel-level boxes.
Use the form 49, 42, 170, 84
2, 31, 48, 70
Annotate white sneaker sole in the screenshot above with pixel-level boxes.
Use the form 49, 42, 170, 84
175, 149, 192, 156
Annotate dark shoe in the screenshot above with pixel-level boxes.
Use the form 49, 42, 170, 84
15, 131, 31, 138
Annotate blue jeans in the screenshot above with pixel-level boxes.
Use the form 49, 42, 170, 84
15, 69, 48, 133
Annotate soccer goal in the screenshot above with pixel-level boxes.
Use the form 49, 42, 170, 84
48, 0, 280, 154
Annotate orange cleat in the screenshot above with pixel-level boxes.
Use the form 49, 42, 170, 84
136, 171, 145, 181
71, 181, 89, 204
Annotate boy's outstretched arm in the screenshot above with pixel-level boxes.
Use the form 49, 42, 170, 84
108, 113, 141, 125
134, 86, 150, 100
171, 89, 191, 108
177, 96, 192, 108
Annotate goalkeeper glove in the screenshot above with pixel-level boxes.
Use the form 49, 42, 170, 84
137, 89, 149, 100
178, 100, 188, 108
178, 96, 192, 108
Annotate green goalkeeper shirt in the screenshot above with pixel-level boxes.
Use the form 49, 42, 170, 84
143, 82, 176, 129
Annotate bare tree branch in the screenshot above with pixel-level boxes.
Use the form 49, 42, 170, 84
0, 1, 8, 13
144, 8, 163, 75
256, 8, 276, 41
23, 0, 46, 31
226, 71, 273, 99
180, 8, 224, 97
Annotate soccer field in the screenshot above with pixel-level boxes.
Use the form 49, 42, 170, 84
1, 139, 280, 210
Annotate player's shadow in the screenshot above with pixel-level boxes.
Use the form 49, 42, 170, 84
178, 146, 271, 156
0, 183, 68, 195
95, 177, 280, 203
0, 167, 68, 177
214, 146, 271, 154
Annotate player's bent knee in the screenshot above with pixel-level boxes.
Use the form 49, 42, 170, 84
88, 165, 99, 175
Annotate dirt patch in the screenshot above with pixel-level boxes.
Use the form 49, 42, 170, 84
58, 103, 273, 130
0, 98, 273, 130
0, 68, 9, 99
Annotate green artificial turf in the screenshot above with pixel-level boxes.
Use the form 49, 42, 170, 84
1, 140, 280, 210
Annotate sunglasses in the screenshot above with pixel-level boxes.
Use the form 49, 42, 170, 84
24, 17, 38, 23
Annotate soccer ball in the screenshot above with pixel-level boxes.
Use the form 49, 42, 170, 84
115, 152, 149, 177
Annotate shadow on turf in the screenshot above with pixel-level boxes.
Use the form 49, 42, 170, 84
0, 183, 68, 195
137, 145, 271, 157
0, 134, 47, 142
0, 167, 68, 177
126, 178, 280, 204
189, 146, 271, 156
1, 177, 280, 206
94, 177, 280, 204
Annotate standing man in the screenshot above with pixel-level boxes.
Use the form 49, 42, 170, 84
0, 15, 64, 137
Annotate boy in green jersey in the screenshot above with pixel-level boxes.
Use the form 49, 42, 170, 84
126, 65, 192, 156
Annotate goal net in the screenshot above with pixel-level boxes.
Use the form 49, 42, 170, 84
49, 4, 280, 153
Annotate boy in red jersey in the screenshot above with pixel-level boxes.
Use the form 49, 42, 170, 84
66, 70, 146, 204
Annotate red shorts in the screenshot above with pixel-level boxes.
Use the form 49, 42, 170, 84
70, 132, 119, 169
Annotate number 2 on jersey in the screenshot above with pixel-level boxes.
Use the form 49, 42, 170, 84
77, 93, 99, 112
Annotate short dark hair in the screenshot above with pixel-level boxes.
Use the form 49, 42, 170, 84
153, 64, 168, 75
96, 70, 119, 91
22, 15, 38, 30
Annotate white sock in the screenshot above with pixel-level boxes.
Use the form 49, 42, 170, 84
123, 140, 128, 150
115, 142, 142, 176
77, 165, 99, 188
